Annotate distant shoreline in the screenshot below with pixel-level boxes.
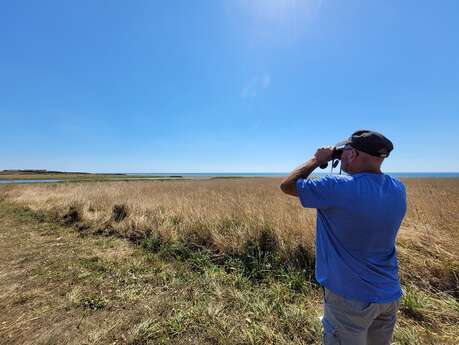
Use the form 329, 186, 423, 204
1, 170, 459, 182
126, 172, 459, 178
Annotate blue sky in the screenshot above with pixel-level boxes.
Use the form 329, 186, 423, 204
1, 0, 458, 173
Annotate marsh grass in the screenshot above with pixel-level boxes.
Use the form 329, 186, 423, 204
3, 178, 457, 292
1, 177, 458, 344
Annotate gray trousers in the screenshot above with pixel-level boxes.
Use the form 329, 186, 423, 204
322, 287, 400, 345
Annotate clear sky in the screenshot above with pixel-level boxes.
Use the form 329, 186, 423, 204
1, 0, 458, 173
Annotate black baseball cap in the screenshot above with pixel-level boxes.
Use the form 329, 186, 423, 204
335, 130, 394, 158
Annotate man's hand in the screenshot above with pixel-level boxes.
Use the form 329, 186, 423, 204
314, 146, 334, 166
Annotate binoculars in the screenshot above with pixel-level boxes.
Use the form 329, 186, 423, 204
319, 147, 344, 169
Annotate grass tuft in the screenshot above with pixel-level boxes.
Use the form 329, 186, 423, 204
400, 286, 427, 321
80, 294, 108, 310
63, 206, 80, 225
112, 204, 128, 222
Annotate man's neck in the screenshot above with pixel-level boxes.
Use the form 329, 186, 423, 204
349, 167, 382, 175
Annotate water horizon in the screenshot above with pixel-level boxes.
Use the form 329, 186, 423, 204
126, 172, 459, 178
1, 172, 459, 185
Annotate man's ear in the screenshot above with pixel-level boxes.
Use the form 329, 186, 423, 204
350, 149, 359, 161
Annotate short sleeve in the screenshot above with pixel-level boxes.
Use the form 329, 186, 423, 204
296, 176, 338, 209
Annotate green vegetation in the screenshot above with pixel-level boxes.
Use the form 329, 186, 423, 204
0, 169, 185, 182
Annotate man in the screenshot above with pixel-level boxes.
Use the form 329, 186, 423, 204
280, 130, 406, 345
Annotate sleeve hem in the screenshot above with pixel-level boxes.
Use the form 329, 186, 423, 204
296, 178, 306, 208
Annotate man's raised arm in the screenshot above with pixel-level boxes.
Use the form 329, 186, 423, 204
279, 147, 334, 197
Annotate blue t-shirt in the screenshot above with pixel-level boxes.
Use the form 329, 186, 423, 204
296, 172, 407, 303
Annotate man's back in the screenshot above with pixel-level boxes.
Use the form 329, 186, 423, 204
296, 172, 407, 303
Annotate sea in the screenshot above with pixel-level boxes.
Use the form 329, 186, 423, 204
127, 172, 459, 178
1, 172, 458, 185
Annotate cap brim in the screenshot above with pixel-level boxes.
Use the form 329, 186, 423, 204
334, 139, 350, 147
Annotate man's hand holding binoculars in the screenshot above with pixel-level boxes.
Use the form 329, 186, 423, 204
313, 146, 335, 166
280, 146, 337, 196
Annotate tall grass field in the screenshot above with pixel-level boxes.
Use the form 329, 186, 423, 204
0, 177, 458, 344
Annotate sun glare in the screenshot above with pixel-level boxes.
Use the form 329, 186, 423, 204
241, 0, 316, 23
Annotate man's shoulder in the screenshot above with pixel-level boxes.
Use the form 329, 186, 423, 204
352, 173, 406, 192
385, 174, 407, 193
315, 174, 354, 184
314, 173, 404, 189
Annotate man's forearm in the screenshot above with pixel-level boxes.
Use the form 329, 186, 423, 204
280, 158, 320, 196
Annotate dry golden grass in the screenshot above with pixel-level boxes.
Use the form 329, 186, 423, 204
2, 178, 316, 258
2, 177, 458, 294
